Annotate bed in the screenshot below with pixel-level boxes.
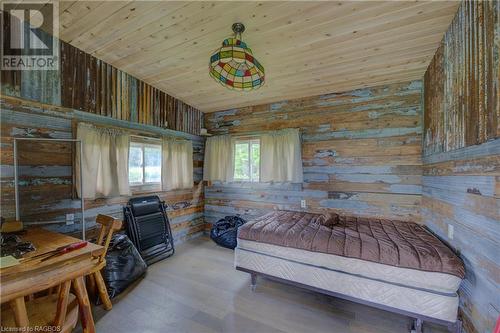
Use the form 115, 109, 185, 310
235, 210, 464, 333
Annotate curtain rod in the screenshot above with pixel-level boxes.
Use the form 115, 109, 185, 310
130, 134, 188, 142
80, 121, 161, 139
218, 128, 302, 138
130, 134, 161, 141
79, 122, 188, 141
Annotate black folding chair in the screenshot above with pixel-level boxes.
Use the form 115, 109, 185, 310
123, 195, 175, 265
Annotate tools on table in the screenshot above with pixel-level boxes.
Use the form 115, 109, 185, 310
20, 241, 88, 263
1, 233, 35, 259
1, 229, 101, 332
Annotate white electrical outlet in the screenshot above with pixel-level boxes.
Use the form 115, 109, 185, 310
66, 213, 75, 225
447, 224, 454, 240
300, 200, 307, 209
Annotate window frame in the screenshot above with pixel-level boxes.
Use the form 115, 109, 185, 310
233, 138, 260, 183
128, 139, 162, 189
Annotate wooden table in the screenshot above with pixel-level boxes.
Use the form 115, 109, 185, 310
0, 228, 104, 333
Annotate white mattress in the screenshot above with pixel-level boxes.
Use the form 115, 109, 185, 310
235, 241, 460, 323
237, 239, 461, 293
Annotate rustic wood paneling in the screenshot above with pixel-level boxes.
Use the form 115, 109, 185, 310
421, 146, 500, 333
424, 0, 499, 156
422, 2, 500, 333
204, 80, 423, 224
0, 70, 21, 97
0, 7, 21, 97
0, 96, 205, 244
0, 12, 203, 136
59, 41, 203, 135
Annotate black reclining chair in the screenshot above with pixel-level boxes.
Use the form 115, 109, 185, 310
123, 195, 175, 265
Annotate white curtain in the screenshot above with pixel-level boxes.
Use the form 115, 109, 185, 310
76, 123, 130, 199
162, 138, 193, 191
203, 135, 234, 182
260, 128, 303, 183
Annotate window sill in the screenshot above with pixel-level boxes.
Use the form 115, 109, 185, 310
232, 180, 260, 184
130, 183, 162, 195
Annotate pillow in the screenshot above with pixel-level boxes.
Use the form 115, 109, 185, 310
318, 212, 338, 228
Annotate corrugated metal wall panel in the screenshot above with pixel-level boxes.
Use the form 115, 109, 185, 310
423, 2, 499, 332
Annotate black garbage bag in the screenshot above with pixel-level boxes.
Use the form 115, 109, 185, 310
101, 233, 147, 299
210, 216, 246, 249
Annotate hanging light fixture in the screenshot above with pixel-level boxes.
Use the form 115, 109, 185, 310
209, 23, 265, 91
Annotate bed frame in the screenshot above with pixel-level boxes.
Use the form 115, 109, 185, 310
236, 266, 463, 333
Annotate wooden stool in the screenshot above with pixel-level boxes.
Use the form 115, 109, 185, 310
1, 280, 79, 333
87, 214, 123, 311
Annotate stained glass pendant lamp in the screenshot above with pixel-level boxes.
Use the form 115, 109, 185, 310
209, 23, 265, 91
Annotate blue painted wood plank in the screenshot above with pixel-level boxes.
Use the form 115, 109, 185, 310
303, 127, 421, 142
423, 138, 500, 164
423, 175, 497, 197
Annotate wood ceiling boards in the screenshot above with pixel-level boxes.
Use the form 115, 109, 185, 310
57, 1, 460, 112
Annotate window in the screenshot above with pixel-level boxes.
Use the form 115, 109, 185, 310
129, 141, 162, 186
233, 139, 260, 182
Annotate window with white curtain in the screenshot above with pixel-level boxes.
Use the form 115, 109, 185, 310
204, 129, 302, 183
233, 139, 260, 182
203, 135, 234, 182
162, 138, 193, 191
76, 123, 130, 199
77, 122, 195, 195
128, 141, 162, 186
260, 128, 303, 183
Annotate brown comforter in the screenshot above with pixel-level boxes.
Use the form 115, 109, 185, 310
237, 210, 465, 278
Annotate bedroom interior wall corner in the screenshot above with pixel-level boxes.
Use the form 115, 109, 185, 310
0, 16, 206, 243
422, 1, 500, 332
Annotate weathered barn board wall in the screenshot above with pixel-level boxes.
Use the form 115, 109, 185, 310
0, 12, 203, 135
204, 80, 423, 224
59, 42, 203, 135
424, 0, 499, 155
423, 2, 500, 333
0, 96, 205, 244
0, 13, 205, 243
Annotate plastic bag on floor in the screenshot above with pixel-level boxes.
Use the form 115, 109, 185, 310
101, 233, 147, 299
210, 215, 246, 249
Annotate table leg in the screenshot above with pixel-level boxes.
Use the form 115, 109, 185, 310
10, 297, 29, 327
87, 273, 96, 301
72, 276, 96, 333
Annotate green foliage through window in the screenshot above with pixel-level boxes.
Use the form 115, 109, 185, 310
234, 139, 260, 181
129, 142, 161, 185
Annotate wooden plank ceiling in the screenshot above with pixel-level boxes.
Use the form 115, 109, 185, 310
57, 1, 460, 113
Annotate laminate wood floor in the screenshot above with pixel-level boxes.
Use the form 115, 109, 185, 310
93, 237, 448, 333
